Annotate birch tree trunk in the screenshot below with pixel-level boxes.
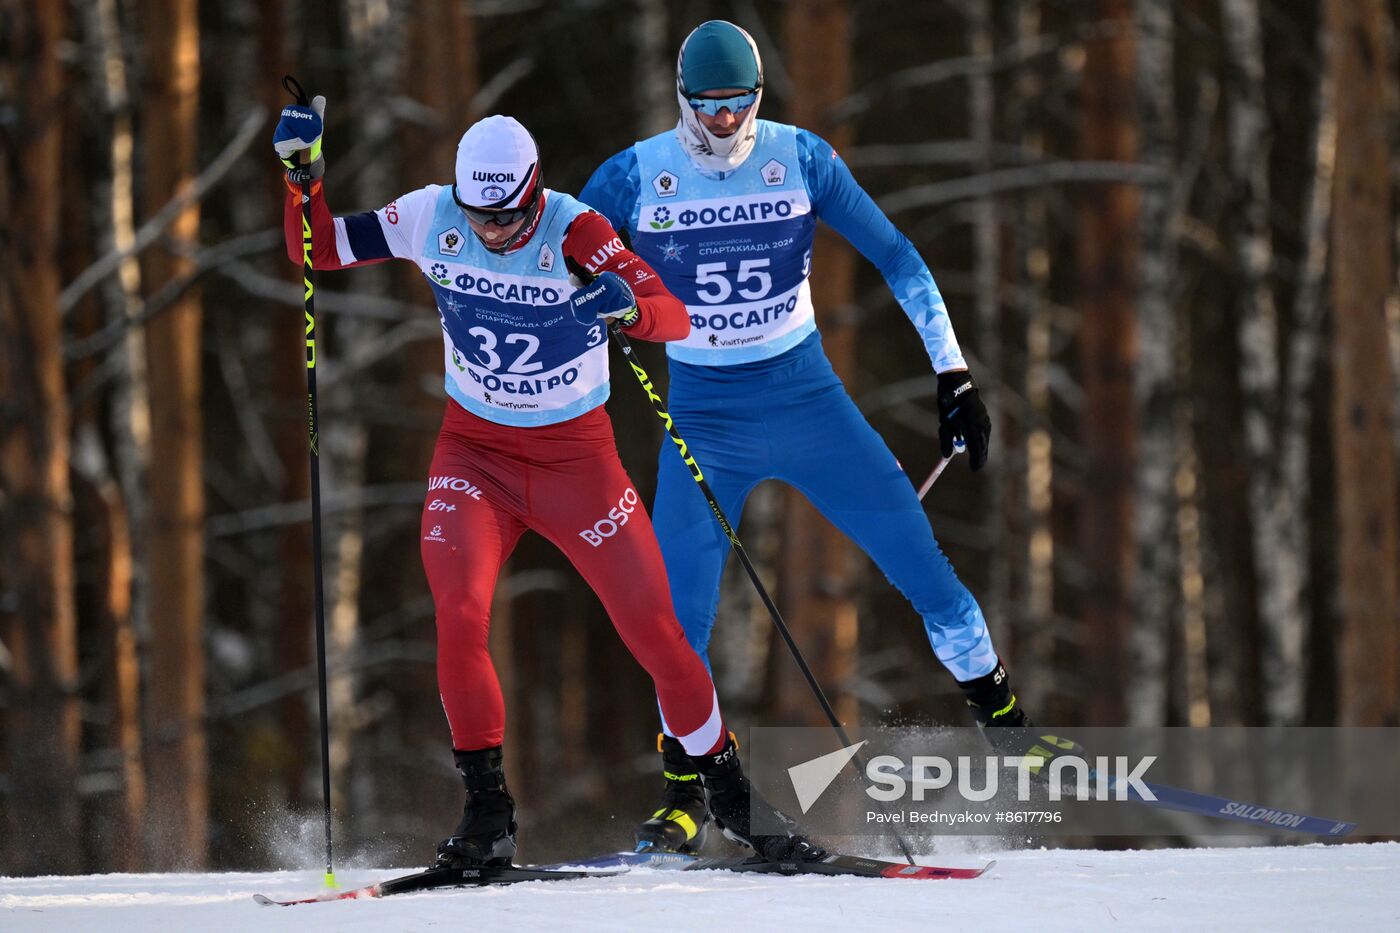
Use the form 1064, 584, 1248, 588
1323, 0, 1400, 726
711, 483, 779, 715
397, 0, 478, 730
327, 0, 407, 811
968, 0, 1008, 646
1076, 0, 1138, 724
1223, 0, 1298, 723
0, 0, 83, 875
1006, 0, 1055, 711
140, 0, 207, 868
94, 0, 153, 649
634, 0, 672, 138
777, 0, 860, 725
71, 423, 147, 872
85, 0, 148, 867
1278, 43, 1336, 724
1129, 0, 1177, 726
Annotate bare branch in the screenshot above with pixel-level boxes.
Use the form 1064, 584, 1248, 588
206, 482, 427, 537
59, 107, 268, 315
216, 258, 434, 322
735, 0, 794, 101
320, 317, 440, 390
214, 314, 285, 489
844, 140, 1042, 168
471, 57, 535, 116
64, 229, 283, 360
877, 161, 1166, 215
828, 30, 1061, 123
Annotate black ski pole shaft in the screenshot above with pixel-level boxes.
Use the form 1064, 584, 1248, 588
282, 74, 336, 888
608, 324, 917, 865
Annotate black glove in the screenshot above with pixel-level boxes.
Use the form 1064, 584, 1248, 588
936, 370, 991, 471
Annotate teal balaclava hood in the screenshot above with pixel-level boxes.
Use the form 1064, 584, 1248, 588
678, 20, 762, 95
675, 20, 765, 173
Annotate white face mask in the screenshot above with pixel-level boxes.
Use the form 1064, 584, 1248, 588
674, 85, 763, 175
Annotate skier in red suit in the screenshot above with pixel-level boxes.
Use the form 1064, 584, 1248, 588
274, 102, 818, 866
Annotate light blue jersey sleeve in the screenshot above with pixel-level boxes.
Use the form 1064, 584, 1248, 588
579, 148, 642, 237
797, 129, 967, 373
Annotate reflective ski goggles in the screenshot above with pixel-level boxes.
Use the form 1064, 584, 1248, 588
453, 184, 537, 226
686, 90, 758, 117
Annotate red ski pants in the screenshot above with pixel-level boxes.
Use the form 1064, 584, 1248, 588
420, 401, 723, 756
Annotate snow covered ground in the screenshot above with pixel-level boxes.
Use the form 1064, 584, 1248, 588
3, 843, 1396, 932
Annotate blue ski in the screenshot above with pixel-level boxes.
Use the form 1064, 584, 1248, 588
1024, 733, 1358, 836
1116, 779, 1356, 836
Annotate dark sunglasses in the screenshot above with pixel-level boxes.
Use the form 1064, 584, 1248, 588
686, 90, 758, 117
453, 185, 537, 226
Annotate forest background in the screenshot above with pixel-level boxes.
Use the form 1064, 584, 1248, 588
2, 0, 1397, 875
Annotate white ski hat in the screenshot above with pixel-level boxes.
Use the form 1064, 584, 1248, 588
453, 115, 541, 210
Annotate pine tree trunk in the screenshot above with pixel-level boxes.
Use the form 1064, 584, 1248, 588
103, 483, 147, 872
140, 0, 207, 869
1323, 0, 1400, 726
0, 0, 83, 876
1075, 0, 1138, 725
777, 0, 860, 725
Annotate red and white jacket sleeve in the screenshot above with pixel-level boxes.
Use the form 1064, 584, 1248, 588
560, 210, 690, 342
282, 176, 436, 270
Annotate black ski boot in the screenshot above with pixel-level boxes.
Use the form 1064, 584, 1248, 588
433, 746, 517, 868
636, 733, 710, 853
690, 735, 825, 862
957, 659, 1078, 775
958, 658, 1031, 733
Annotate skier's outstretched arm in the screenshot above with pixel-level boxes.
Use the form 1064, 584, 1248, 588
799, 129, 991, 469
797, 129, 967, 374
273, 95, 425, 271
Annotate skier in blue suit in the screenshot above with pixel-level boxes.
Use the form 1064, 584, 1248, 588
580, 20, 1033, 853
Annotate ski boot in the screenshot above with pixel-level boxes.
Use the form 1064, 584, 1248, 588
957, 658, 1030, 734
689, 734, 825, 863
433, 746, 517, 868
635, 733, 710, 853
958, 659, 1080, 776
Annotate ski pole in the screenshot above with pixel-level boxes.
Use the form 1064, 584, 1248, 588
608, 324, 918, 865
282, 74, 336, 889
916, 440, 964, 501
